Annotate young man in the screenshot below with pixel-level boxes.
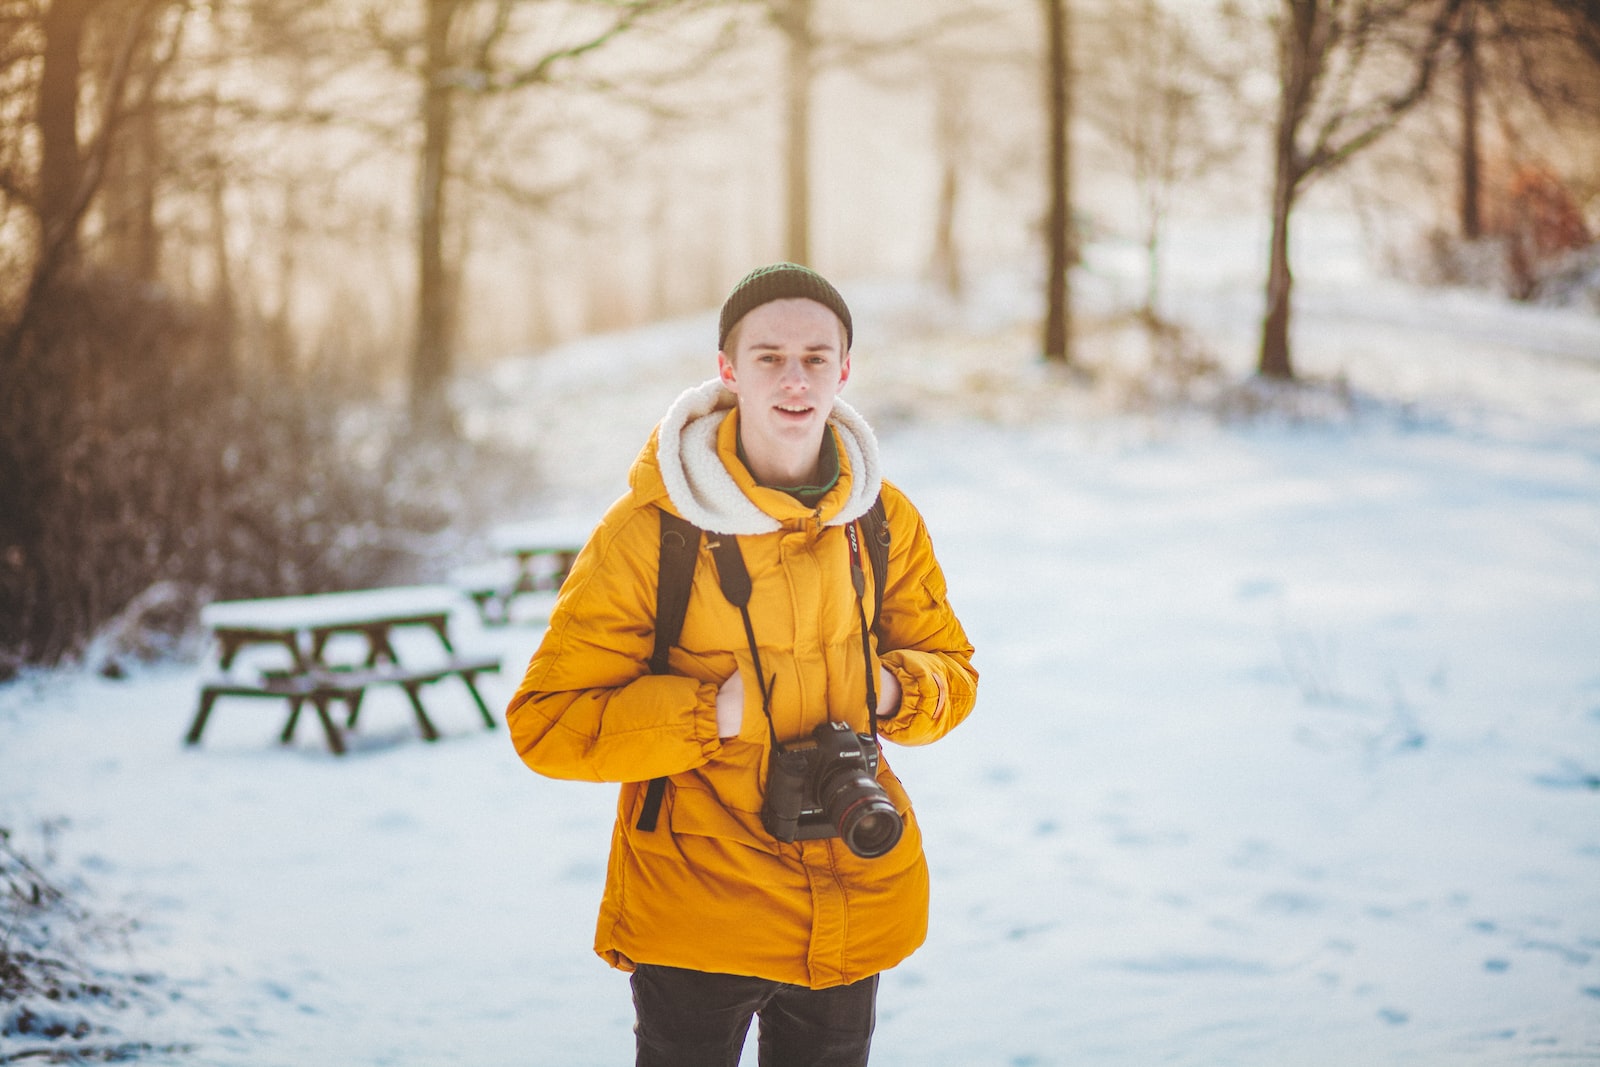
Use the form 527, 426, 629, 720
507, 263, 978, 1067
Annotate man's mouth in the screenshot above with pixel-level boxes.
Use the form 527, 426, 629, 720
776, 404, 813, 415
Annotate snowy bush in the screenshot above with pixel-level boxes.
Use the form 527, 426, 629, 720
1404, 223, 1598, 310
1533, 244, 1600, 311
1, 823, 180, 1060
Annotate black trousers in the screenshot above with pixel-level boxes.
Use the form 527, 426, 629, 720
630, 963, 879, 1067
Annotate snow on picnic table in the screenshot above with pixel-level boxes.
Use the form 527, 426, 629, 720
197, 585, 467, 633
2, 216, 1598, 1066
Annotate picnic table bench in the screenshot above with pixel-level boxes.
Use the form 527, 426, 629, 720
450, 515, 592, 625
186, 585, 501, 755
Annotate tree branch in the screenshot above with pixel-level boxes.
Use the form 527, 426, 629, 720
485, 1, 672, 93
1301, 0, 1464, 179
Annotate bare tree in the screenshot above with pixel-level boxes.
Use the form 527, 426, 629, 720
1448, 0, 1600, 239
1080, 0, 1243, 322
1257, 0, 1464, 380
747, 0, 1000, 269
0, 0, 240, 665
929, 65, 969, 297
1456, 0, 1483, 236
912, 5, 1035, 300
414, 0, 459, 436
1, 0, 172, 364
1549, 0, 1600, 64
96, 6, 169, 284
370, 0, 718, 435
36, 0, 93, 270
770, 0, 814, 264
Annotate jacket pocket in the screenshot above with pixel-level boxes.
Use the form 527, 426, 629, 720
671, 783, 776, 848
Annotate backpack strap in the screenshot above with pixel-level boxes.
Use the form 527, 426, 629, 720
651, 511, 701, 675
637, 510, 701, 832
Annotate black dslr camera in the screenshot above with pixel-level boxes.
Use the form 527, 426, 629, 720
762, 722, 903, 859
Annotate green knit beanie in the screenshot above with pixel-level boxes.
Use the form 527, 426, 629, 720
717, 263, 853, 351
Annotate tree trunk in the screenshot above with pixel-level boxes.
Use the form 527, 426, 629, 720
932, 162, 961, 297
208, 169, 236, 373
99, 21, 161, 284
1142, 182, 1162, 321
930, 71, 964, 298
1458, 1, 1482, 239
779, 0, 813, 265
1042, 0, 1073, 364
1257, 0, 1316, 380
37, 0, 91, 271
270, 184, 301, 373
1136, 0, 1160, 320
1259, 168, 1296, 380
412, 0, 458, 435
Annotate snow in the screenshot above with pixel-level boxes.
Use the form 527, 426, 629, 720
3, 214, 1599, 1065
197, 586, 466, 633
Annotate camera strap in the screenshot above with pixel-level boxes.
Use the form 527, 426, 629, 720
636, 496, 889, 832
706, 534, 784, 754
846, 521, 880, 738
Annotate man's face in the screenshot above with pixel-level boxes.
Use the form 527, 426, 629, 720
717, 298, 851, 462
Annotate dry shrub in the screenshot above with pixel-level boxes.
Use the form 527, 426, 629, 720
1, 823, 185, 1060
0, 270, 536, 672
1105, 313, 1227, 411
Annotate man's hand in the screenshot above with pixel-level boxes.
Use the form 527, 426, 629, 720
877, 666, 902, 719
721, 666, 899, 737
715, 671, 745, 739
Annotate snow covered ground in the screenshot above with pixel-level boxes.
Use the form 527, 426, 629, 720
2, 215, 1598, 1065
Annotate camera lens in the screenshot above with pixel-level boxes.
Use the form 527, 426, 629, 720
840, 797, 902, 858
817, 765, 903, 859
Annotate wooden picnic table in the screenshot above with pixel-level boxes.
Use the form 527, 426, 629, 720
186, 585, 501, 755
452, 515, 593, 625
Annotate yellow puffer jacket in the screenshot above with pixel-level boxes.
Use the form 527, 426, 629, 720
507, 379, 977, 989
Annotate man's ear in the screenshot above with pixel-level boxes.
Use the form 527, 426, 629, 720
717, 350, 739, 391
839, 350, 851, 388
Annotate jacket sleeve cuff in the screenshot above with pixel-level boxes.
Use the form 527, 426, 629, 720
876, 654, 942, 736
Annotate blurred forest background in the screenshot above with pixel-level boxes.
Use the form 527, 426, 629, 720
1, 0, 1597, 673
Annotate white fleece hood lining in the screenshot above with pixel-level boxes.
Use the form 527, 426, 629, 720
656, 378, 883, 536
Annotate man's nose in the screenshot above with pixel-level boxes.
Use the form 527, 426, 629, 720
780, 360, 807, 387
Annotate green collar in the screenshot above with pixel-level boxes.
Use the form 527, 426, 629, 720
737, 429, 840, 507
